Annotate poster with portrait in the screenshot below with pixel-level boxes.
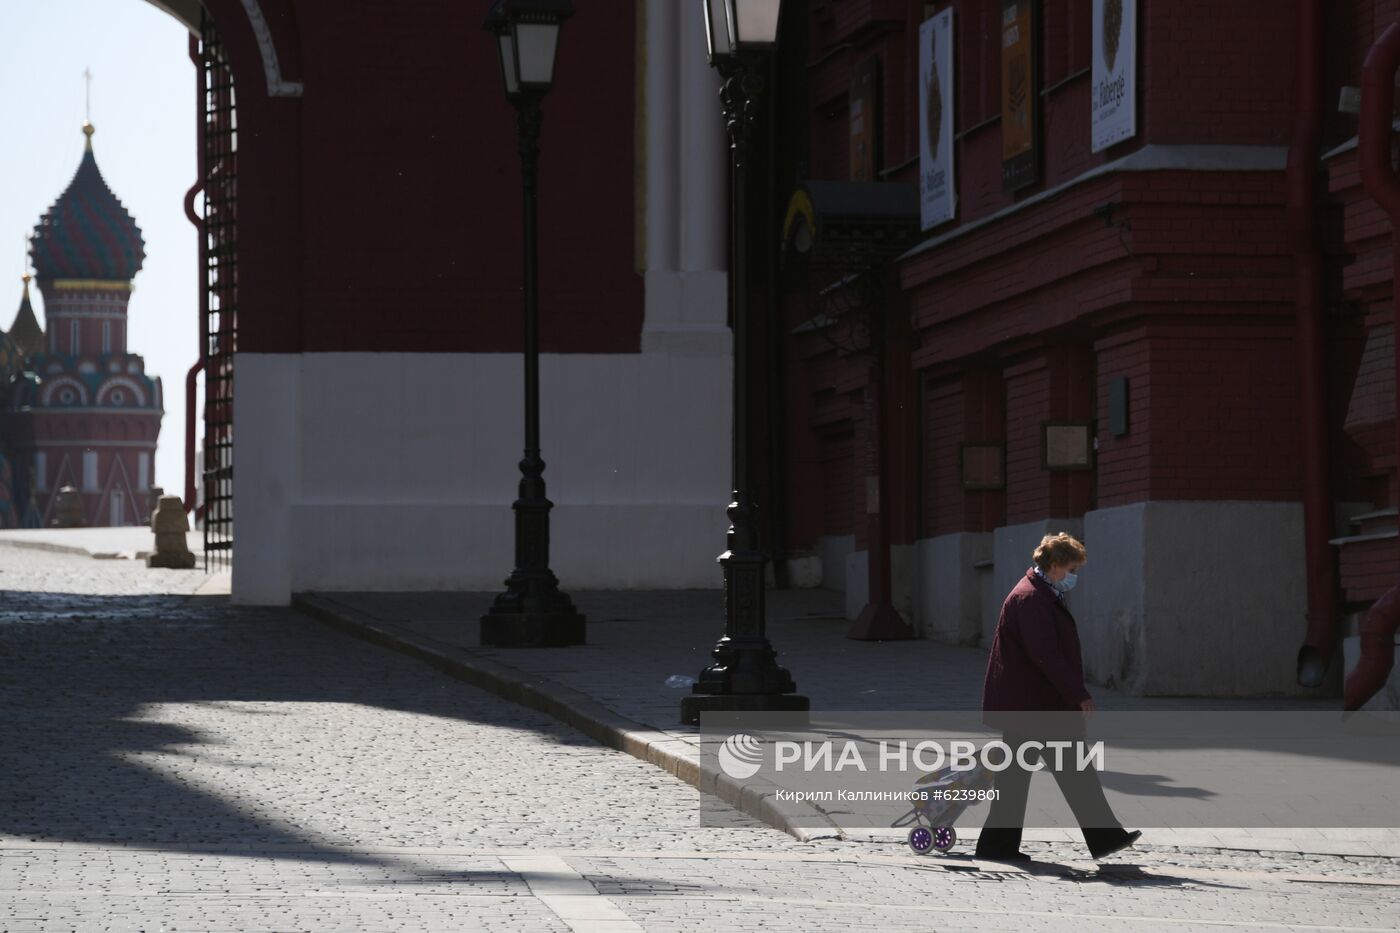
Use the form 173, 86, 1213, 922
1091, 0, 1136, 152
919, 8, 955, 231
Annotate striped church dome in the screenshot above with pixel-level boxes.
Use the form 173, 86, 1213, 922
30, 123, 145, 282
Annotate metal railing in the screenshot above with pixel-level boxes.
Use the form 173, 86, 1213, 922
201, 10, 236, 572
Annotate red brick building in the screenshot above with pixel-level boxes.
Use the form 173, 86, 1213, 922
769, 0, 1400, 699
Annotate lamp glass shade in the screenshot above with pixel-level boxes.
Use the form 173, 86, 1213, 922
513, 22, 561, 88
496, 33, 520, 96
734, 0, 782, 47
703, 0, 735, 62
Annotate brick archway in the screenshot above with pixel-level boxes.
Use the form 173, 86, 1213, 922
142, 0, 303, 98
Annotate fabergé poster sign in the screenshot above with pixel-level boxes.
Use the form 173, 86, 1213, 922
1091, 0, 1135, 151
919, 8, 955, 230
1000, 0, 1038, 192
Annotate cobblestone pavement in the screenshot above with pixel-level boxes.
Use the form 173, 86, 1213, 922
3, 548, 1399, 932
314, 590, 1395, 856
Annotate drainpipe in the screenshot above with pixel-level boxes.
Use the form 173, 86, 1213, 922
1290, 0, 1339, 688
1354, 17, 1400, 705
183, 175, 204, 517
1345, 583, 1400, 709
849, 283, 916, 641
183, 34, 206, 517
849, 360, 911, 639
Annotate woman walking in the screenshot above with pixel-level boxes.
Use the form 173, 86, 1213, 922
975, 532, 1140, 862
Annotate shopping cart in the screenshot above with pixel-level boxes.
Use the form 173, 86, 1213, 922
890, 760, 995, 855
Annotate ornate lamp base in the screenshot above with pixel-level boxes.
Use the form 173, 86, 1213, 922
680, 633, 809, 726
480, 608, 586, 648
680, 690, 809, 726
480, 585, 586, 648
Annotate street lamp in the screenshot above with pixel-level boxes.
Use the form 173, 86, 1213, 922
681, 0, 808, 724
703, 0, 784, 61
480, 0, 586, 648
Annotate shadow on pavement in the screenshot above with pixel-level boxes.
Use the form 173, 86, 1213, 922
1101, 770, 1216, 799
933, 854, 1243, 889
1033, 862, 1241, 889
0, 588, 614, 865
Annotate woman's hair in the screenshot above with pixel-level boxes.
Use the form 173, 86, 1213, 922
1033, 532, 1087, 570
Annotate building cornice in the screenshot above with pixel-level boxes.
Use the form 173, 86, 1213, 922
20, 439, 158, 449
9, 407, 162, 416
46, 279, 134, 292
900, 144, 1290, 263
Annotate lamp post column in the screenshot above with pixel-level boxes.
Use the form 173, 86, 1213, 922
681, 57, 808, 725
480, 92, 586, 648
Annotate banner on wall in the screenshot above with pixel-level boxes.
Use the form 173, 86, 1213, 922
1091, 0, 1136, 152
1000, 0, 1038, 192
919, 8, 955, 231
850, 57, 881, 182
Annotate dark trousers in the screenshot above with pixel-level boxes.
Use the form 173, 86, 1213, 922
975, 734, 1124, 855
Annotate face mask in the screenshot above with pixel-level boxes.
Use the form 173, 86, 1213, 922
1054, 572, 1078, 594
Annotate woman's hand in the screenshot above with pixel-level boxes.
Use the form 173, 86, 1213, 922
1080, 696, 1096, 718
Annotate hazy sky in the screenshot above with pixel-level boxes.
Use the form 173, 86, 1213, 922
1, 0, 196, 502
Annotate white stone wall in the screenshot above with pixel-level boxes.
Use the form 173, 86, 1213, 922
844, 550, 867, 621
816, 534, 854, 594
908, 506, 1322, 695
1076, 500, 1318, 696
915, 531, 992, 644
233, 350, 733, 602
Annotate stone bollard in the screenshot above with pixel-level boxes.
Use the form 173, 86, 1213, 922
50, 485, 84, 527
148, 486, 164, 524
147, 495, 197, 569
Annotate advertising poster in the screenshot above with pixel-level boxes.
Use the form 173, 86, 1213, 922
919, 8, 955, 231
1091, 0, 1136, 151
1000, 0, 1038, 191
850, 58, 881, 182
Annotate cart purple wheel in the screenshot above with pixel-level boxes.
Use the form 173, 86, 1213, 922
933, 825, 957, 851
907, 826, 936, 855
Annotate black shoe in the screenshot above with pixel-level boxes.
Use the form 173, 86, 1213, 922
975, 850, 1031, 862
1089, 830, 1141, 861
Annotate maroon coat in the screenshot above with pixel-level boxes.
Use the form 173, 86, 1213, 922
983, 568, 1092, 712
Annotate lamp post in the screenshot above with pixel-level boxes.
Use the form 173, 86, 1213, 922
681, 0, 808, 725
480, 0, 586, 648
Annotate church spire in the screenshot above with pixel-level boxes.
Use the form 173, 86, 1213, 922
7, 245, 44, 358
83, 68, 94, 151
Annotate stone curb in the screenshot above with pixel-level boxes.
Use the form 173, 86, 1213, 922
0, 538, 152, 561
292, 593, 846, 844
0, 538, 98, 558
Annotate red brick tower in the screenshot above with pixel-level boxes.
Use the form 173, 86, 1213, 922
4, 123, 162, 526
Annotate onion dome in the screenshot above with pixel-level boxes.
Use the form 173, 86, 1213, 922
30, 123, 145, 282
6, 273, 44, 358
